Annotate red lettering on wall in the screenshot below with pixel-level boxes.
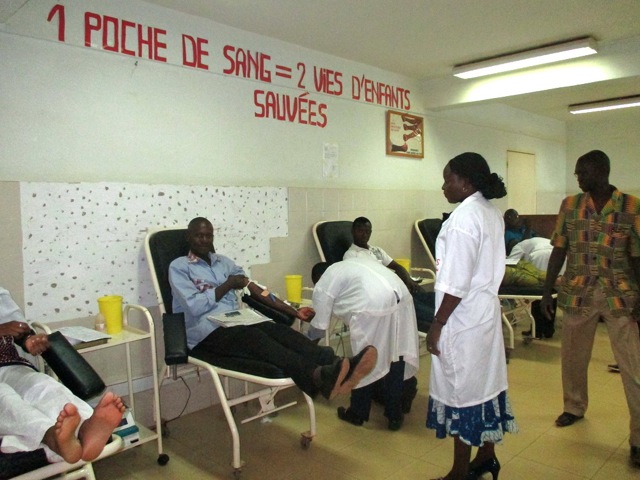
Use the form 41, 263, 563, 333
313, 67, 343, 96
254, 90, 327, 128
83, 12, 166, 62
84, 12, 101, 47
102, 16, 119, 52
297, 62, 306, 89
47, 4, 66, 42
223, 46, 271, 82
181, 35, 209, 70
351, 75, 410, 110
121, 20, 136, 56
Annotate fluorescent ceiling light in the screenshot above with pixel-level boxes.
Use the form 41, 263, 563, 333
453, 37, 597, 79
569, 95, 640, 114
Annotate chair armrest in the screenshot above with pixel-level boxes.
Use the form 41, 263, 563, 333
412, 267, 436, 282
42, 331, 106, 400
242, 294, 295, 327
162, 313, 189, 365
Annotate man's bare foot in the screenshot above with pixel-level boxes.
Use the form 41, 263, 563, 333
78, 392, 125, 461
45, 403, 83, 463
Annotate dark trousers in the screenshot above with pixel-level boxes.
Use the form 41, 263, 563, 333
413, 289, 435, 333
531, 298, 556, 338
350, 358, 405, 422
190, 321, 336, 397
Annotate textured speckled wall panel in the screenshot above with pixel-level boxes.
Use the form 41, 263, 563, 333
20, 183, 287, 321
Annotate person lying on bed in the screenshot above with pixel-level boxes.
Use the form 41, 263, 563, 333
504, 209, 538, 255
502, 238, 561, 339
0, 287, 125, 464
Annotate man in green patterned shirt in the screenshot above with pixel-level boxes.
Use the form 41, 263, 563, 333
541, 150, 640, 467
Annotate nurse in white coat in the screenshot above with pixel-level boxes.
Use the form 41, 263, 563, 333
426, 153, 518, 480
311, 257, 419, 430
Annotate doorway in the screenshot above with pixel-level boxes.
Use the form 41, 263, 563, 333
507, 150, 536, 214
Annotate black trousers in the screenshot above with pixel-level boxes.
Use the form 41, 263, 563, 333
531, 298, 556, 338
190, 321, 337, 397
350, 358, 405, 422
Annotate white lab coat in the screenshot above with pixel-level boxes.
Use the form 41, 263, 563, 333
311, 257, 419, 388
430, 192, 508, 408
508, 237, 565, 274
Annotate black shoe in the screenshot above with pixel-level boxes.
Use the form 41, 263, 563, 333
387, 415, 404, 431
467, 456, 500, 480
401, 376, 418, 414
631, 446, 640, 467
555, 411, 584, 427
316, 345, 336, 365
337, 406, 364, 426
522, 329, 543, 340
317, 358, 350, 400
338, 346, 378, 395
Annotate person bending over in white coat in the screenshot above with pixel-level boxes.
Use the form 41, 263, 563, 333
311, 257, 419, 431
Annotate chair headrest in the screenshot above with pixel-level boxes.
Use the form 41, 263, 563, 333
315, 221, 353, 264
416, 218, 442, 255
148, 229, 190, 314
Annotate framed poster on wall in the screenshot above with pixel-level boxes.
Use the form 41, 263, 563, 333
386, 110, 424, 158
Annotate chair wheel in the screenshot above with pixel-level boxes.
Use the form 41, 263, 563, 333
300, 435, 312, 449
157, 453, 170, 465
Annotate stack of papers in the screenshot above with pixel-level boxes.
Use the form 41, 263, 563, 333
57, 326, 111, 349
207, 309, 270, 328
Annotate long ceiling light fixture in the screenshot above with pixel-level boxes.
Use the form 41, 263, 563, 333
569, 95, 640, 114
453, 37, 597, 79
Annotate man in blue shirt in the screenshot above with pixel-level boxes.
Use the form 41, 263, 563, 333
169, 217, 377, 400
504, 209, 537, 254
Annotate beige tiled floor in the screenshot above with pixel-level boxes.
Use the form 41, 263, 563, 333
94, 320, 639, 479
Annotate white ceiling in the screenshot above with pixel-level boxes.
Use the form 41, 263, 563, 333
140, 0, 640, 122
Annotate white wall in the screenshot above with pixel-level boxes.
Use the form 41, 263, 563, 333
0, 0, 571, 306
0, 0, 568, 196
1, 0, 427, 190
567, 110, 640, 197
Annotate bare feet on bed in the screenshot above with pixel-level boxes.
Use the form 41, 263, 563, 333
78, 392, 126, 461
44, 403, 83, 463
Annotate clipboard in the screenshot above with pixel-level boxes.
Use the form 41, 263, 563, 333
207, 308, 270, 327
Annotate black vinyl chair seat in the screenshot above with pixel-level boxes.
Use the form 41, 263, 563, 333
312, 221, 353, 264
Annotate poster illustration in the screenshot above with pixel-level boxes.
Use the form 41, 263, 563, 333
386, 110, 424, 158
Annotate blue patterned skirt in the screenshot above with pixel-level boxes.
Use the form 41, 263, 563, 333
426, 390, 518, 447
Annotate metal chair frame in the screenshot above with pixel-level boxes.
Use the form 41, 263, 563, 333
144, 227, 316, 479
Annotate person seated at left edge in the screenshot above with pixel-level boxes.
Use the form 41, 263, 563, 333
0, 287, 125, 464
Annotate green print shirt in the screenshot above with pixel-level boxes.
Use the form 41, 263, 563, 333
551, 189, 640, 317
